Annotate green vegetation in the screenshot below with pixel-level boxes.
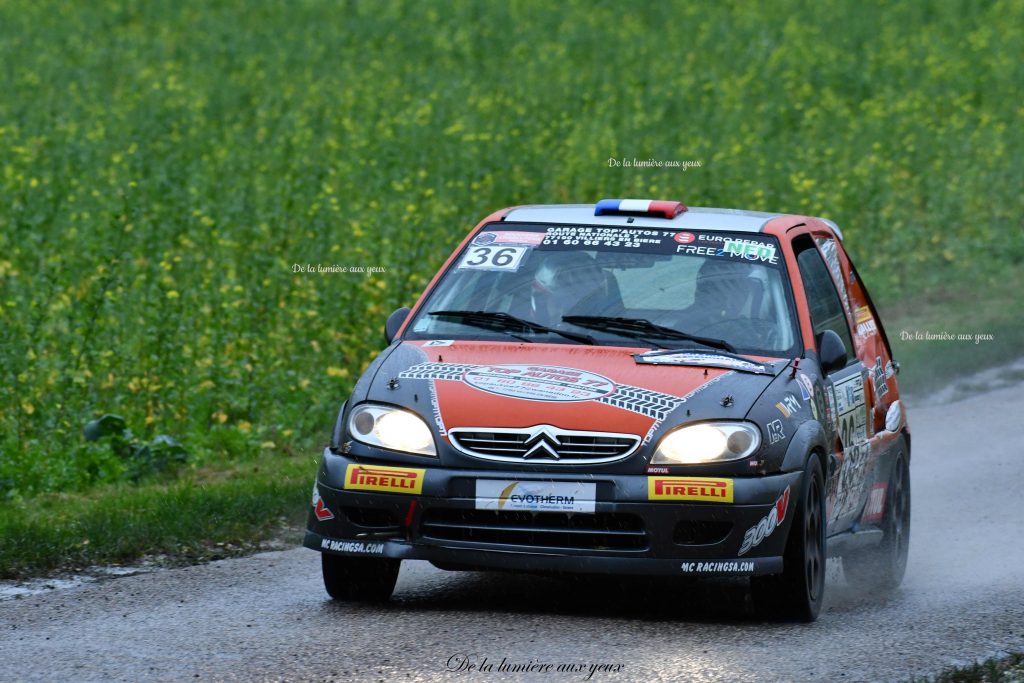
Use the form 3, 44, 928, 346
0, 455, 309, 578
0, 0, 1021, 551
912, 653, 1024, 683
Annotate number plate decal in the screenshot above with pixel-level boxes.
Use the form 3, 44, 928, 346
475, 479, 596, 513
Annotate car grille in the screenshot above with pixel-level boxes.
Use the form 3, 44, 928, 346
448, 425, 640, 464
420, 509, 647, 551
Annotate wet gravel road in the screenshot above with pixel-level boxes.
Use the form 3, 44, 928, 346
3, 382, 1024, 682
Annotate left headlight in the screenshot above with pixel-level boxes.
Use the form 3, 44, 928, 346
347, 404, 437, 456
651, 421, 761, 465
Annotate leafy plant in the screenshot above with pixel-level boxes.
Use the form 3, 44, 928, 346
83, 414, 188, 482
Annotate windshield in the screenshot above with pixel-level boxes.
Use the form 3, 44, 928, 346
406, 223, 799, 357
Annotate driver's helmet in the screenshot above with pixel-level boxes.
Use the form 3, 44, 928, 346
692, 257, 753, 320
528, 250, 608, 326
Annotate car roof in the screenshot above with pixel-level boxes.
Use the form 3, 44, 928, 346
502, 204, 784, 232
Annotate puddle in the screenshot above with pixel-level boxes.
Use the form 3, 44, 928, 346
0, 563, 157, 601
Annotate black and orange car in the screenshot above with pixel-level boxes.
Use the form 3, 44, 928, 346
305, 199, 911, 621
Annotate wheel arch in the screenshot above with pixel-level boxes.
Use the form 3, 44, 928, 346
780, 419, 829, 474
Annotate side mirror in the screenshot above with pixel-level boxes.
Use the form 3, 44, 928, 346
817, 330, 848, 375
384, 307, 410, 344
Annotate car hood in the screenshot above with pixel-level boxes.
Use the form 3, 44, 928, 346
362, 341, 787, 439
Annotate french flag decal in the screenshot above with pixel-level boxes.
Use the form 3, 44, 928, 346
594, 198, 687, 218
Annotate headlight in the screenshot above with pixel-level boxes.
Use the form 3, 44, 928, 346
347, 404, 437, 456
651, 421, 761, 465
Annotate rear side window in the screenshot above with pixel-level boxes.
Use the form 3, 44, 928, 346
795, 240, 855, 358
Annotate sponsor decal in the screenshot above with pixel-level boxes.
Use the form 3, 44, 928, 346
400, 362, 687, 421
738, 486, 790, 555
872, 356, 890, 398
810, 386, 821, 421
423, 339, 454, 347
832, 372, 868, 452
796, 372, 814, 401
766, 419, 785, 445
476, 479, 596, 513
855, 306, 873, 324
680, 561, 755, 574
635, 351, 770, 374
531, 226, 785, 268
775, 393, 801, 418
834, 373, 865, 416
472, 231, 545, 246
675, 240, 781, 266
675, 244, 720, 257
463, 364, 615, 402
320, 538, 385, 555
311, 484, 335, 521
648, 477, 734, 503
862, 482, 887, 522
825, 386, 837, 431
832, 441, 871, 525
457, 245, 529, 272
646, 466, 670, 474
857, 319, 878, 336
344, 464, 425, 495
723, 239, 778, 264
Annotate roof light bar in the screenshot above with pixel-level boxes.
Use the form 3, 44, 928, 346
594, 199, 687, 219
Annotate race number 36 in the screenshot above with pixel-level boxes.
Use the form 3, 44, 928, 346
457, 246, 528, 272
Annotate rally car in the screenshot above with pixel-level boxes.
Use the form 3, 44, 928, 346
305, 199, 911, 621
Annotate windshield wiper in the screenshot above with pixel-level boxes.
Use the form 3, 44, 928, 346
562, 315, 736, 353
428, 310, 595, 345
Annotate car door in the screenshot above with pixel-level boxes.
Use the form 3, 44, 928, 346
815, 232, 904, 528
792, 235, 872, 532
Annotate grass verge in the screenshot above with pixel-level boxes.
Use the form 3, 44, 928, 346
913, 653, 1024, 683
0, 454, 313, 580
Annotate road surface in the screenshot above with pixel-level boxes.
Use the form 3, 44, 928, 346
2, 381, 1024, 682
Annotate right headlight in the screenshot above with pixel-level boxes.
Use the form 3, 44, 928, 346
347, 403, 437, 456
651, 421, 761, 465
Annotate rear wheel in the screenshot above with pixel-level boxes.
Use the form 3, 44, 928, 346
843, 452, 911, 590
752, 456, 826, 621
321, 553, 400, 601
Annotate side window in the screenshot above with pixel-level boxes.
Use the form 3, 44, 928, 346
795, 240, 855, 359
814, 236, 852, 314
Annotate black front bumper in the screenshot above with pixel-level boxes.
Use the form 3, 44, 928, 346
305, 448, 800, 578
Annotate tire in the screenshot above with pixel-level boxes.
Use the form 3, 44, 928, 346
752, 455, 826, 622
321, 553, 400, 602
843, 451, 911, 590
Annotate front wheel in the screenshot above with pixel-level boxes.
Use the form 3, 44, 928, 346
752, 455, 826, 621
843, 451, 911, 590
322, 553, 400, 602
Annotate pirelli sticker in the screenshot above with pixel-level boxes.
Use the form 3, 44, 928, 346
344, 464, 425, 495
648, 477, 734, 503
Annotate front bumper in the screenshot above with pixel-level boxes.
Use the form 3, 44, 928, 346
305, 448, 800, 578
